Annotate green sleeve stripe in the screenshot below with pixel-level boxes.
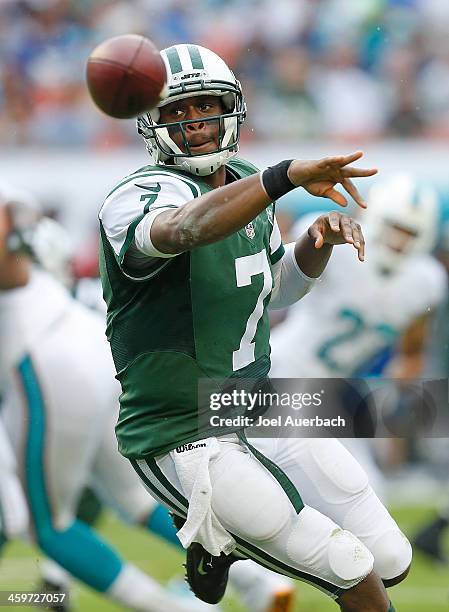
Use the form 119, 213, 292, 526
187, 44, 204, 70
105, 170, 200, 200
119, 214, 145, 264
165, 46, 183, 74
270, 244, 285, 265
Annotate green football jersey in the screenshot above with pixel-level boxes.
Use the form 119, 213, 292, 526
99, 157, 284, 458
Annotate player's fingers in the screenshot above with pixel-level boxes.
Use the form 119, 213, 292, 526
340, 178, 367, 209
351, 219, 365, 260
342, 166, 378, 178
308, 225, 324, 248
320, 151, 363, 169
323, 187, 348, 207
339, 150, 364, 166
340, 214, 354, 243
328, 211, 341, 232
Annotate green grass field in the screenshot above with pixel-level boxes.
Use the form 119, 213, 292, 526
1, 505, 448, 611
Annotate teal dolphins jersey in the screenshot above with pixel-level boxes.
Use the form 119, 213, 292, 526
99, 158, 284, 458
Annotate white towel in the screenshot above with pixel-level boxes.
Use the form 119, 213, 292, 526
171, 437, 236, 557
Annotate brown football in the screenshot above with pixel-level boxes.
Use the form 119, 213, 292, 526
86, 34, 167, 119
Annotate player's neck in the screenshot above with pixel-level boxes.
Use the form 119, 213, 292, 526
202, 166, 226, 189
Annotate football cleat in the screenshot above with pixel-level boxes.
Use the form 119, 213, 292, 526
185, 542, 239, 604
171, 512, 238, 604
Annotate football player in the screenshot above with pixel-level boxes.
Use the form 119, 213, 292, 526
99, 43, 408, 611
270, 174, 445, 380
269, 174, 447, 491
0, 196, 30, 547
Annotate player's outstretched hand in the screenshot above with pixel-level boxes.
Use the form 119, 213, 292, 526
287, 151, 377, 208
308, 211, 365, 261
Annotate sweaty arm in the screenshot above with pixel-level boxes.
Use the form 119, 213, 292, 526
149, 173, 272, 254
101, 153, 375, 275
148, 152, 376, 255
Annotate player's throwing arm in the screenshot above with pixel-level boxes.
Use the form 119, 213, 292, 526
150, 152, 377, 254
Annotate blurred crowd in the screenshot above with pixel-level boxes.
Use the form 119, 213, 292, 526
2, 0, 449, 148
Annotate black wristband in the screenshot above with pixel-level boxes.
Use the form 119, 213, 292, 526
261, 159, 295, 201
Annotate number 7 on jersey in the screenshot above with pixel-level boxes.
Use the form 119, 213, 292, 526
232, 250, 272, 371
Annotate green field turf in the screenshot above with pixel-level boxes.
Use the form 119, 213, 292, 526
1, 505, 448, 611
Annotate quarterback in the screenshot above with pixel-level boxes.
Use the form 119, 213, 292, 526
99, 44, 410, 611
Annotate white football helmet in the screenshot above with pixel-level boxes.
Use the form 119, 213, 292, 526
0, 180, 41, 233
365, 174, 439, 274
137, 44, 246, 177
0, 180, 74, 285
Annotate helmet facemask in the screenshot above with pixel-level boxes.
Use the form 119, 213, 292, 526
371, 221, 420, 275
365, 174, 439, 275
137, 45, 247, 176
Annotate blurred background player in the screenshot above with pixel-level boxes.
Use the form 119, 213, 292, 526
0, 182, 296, 612
270, 174, 447, 496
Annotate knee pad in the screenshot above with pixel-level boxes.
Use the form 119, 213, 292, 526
286, 506, 374, 584
327, 528, 374, 581
371, 529, 412, 581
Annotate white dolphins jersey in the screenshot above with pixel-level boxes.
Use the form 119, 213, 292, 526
270, 223, 447, 379
0, 267, 71, 391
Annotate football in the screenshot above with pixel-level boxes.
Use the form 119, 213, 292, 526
86, 34, 168, 119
